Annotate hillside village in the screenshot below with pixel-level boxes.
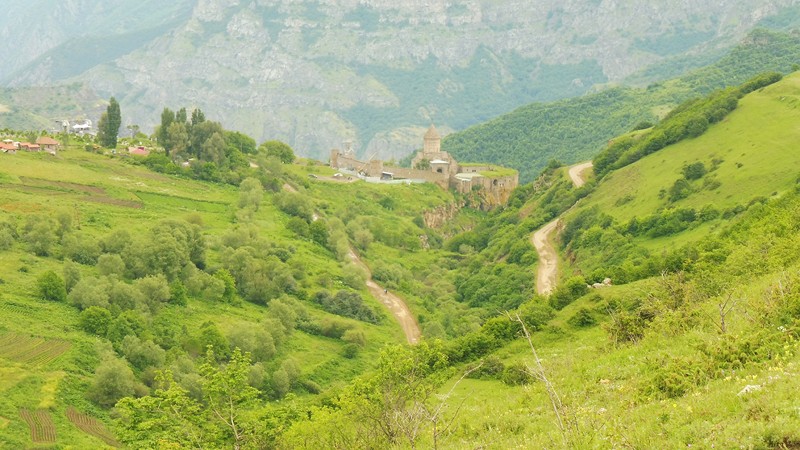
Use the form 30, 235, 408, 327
0, 136, 61, 155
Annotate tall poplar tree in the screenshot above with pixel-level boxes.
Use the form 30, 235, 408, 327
97, 97, 122, 148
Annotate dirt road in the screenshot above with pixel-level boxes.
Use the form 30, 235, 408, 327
348, 249, 421, 344
532, 219, 560, 295
284, 182, 420, 344
532, 161, 593, 295
568, 161, 593, 188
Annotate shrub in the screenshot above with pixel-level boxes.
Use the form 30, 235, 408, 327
89, 358, 137, 407
682, 162, 707, 180
467, 356, 505, 380
78, 306, 113, 336
567, 307, 597, 327
37, 270, 67, 302
501, 363, 534, 385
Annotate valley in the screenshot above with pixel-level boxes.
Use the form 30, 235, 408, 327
2, 5, 800, 446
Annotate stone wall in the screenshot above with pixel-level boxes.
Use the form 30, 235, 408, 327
332, 148, 519, 209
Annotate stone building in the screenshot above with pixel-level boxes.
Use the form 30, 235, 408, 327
330, 125, 518, 206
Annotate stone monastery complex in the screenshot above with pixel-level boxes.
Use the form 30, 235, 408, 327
330, 125, 518, 205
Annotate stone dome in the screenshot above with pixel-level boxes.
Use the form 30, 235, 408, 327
424, 124, 440, 140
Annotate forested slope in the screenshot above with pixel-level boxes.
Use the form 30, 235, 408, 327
443, 28, 800, 183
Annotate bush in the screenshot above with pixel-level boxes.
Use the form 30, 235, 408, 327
89, 358, 137, 407
567, 307, 597, 327
466, 356, 505, 380
78, 306, 113, 336
549, 276, 589, 310
341, 343, 360, 359
682, 162, 707, 180
312, 290, 380, 324
501, 363, 534, 385
37, 271, 67, 302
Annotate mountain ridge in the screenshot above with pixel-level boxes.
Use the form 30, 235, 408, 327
4, 0, 800, 163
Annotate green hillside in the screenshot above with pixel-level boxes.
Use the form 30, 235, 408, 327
0, 143, 478, 447
443, 28, 800, 183
4, 67, 800, 448
273, 72, 800, 448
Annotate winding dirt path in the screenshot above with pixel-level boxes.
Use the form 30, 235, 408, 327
531, 162, 593, 295
282, 183, 421, 343
568, 161, 594, 188
348, 249, 421, 344
532, 219, 561, 295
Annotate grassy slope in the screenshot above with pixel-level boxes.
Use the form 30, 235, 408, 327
419, 74, 800, 448
570, 72, 800, 247
0, 150, 457, 447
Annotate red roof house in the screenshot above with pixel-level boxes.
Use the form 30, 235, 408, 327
35, 136, 60, 154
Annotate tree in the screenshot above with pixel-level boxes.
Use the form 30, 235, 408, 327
165, 122, 189, 159
201, 132, 227, 167
68, 276, 111, 310
78, 306, 112, 336
158, 108, 175, 156
238, 177, 263, 210
260, 140, 295, 164
98, 97, 121, 148
225, 131, 257, 155
97, 253, 126, 277
37, 271, 67, 302
199, 347, 259, 449
62, 260, 81, 292
22, 214, 57, 256
116, 370, 207, 448
116, 350, 261, 449
89, 357, 137, 407
190, 108, 206, 127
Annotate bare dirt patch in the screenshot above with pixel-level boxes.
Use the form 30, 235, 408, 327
19, 177, 106, 195
567, 161, 593, 188
84, 196, 142, 209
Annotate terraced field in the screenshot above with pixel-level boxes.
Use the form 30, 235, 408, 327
18, 409, 56, 444
66, 407, 121, 447
0, 332, 71, 367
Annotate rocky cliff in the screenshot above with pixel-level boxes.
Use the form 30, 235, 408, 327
3, 0, 800, 161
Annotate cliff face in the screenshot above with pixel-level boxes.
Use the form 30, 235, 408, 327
423, 202, 465, 229
3, 0, 798, 161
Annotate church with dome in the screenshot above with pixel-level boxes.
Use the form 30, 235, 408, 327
330, 125, 518, 206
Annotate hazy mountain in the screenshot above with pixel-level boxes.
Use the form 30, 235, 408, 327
3, 0, 800, 161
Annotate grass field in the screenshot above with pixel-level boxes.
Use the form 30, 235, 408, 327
575, 73, 800, 226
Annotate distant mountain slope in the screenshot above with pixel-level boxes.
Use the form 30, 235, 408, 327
443, 28, 800, 183
3, 0, 800, 162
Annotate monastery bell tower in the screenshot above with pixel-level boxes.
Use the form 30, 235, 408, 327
423, 124, 441, 155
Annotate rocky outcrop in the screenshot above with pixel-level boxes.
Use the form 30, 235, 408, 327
423, 202, 465, 229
